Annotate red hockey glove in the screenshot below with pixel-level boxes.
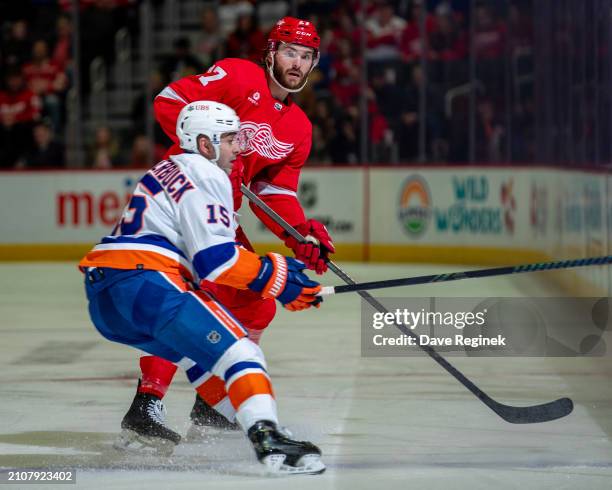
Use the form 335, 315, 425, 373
229, 159, 245, 211
248, 253, 323, 311
284, 219, 335, 275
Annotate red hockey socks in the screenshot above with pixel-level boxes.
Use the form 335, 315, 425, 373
137, 356, 178, 399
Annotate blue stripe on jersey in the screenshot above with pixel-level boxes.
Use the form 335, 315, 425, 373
101, 234, 188, 259
186, 363, 207, 384
193, 242, 236, 280
141, 173, 163, 195
224, 361, 266, 382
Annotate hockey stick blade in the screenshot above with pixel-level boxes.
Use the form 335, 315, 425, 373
489, 397, 574, 424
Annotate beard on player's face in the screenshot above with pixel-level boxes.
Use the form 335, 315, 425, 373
272, 54, 309, 90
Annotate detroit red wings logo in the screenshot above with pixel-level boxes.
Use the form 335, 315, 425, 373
239, 121, 294, 160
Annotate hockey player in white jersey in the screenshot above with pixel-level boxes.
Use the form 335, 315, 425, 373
79, 101, 325, 475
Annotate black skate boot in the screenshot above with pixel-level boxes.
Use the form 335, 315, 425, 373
185, 395, 240, 440
113, 382, 181, 456
248, 420, 325, 475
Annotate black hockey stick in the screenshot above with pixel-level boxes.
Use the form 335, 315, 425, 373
241, 184, 574, 424
318, 256, 612, 296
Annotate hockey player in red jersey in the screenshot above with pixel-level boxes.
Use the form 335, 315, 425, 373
117, 17, 336, 448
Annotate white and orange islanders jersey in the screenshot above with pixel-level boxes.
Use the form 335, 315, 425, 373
79, 153, 262, 289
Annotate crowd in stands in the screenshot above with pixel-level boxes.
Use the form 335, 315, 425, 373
0, 0, 536, 169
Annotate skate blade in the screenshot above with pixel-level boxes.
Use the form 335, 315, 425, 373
262, 454, 326, 476
184, 423, 239, 442
113, 429, 176, 457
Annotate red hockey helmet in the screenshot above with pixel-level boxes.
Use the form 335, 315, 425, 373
267, 17, 321, 52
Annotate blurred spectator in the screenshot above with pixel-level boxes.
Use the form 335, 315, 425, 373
325, 8, 359, 57
226, 14, 266, 62
3, 20, 32, 68
473, 3, 506, 94
365, 2, 406, 63
22, 40, 68, 131
218, 0, 255, 38
427, 2, 468, 87
395, 64, 445, 161
0, 69, 41, 168
126, 134, 166, 168
508, 2, 533, 51
89, 126, 121, 168
511, 94, 534, 162
473, 3, 506, 60
160, 37, 204, 84
309, 123, 332, 163
368, 97, 393, 162
429, 2, 467, 67
257, 1, 289, 32
330, 115, 359, 164
475, 98, 505, 162
51, 14, 73, 72
192, 6, 224, 67
16, 120, 65, 169
400, 0, 435, 63
310, 99, 336, 139
370, 67, 404, 126
329, 38, 360, 107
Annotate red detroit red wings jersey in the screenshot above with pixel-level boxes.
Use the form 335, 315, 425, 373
154, 58, 312, 237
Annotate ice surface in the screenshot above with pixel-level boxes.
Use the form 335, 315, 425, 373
1, 262, 611, 489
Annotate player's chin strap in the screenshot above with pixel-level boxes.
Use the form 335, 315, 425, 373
266, 45, 319, 94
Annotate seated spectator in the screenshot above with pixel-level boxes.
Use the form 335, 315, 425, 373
22, 40, 68, 131
3, 20, 32, 68
429, 2, 467, 62
160, 37, 204, 84
369, 97, 393, 162
428, 2, 467, 85
16, 120, 65, 169
0, 68, 41, 168
400, 0, 435, 63
192, 6, 224, 67
88, 126, 121, 168
52, 14, 73, 72
366, 2, 406, 63
329, 38, 361, 107
473, 3, 506, 60
226, 14, 266, 62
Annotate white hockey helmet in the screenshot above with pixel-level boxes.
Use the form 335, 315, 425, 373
176, 101, 240, 164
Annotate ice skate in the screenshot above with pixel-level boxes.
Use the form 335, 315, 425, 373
113, 386, 181, 457
185, 394, 240, 440
248, 420, 325, 475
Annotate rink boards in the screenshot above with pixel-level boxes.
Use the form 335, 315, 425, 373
0, 165, 609, 294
